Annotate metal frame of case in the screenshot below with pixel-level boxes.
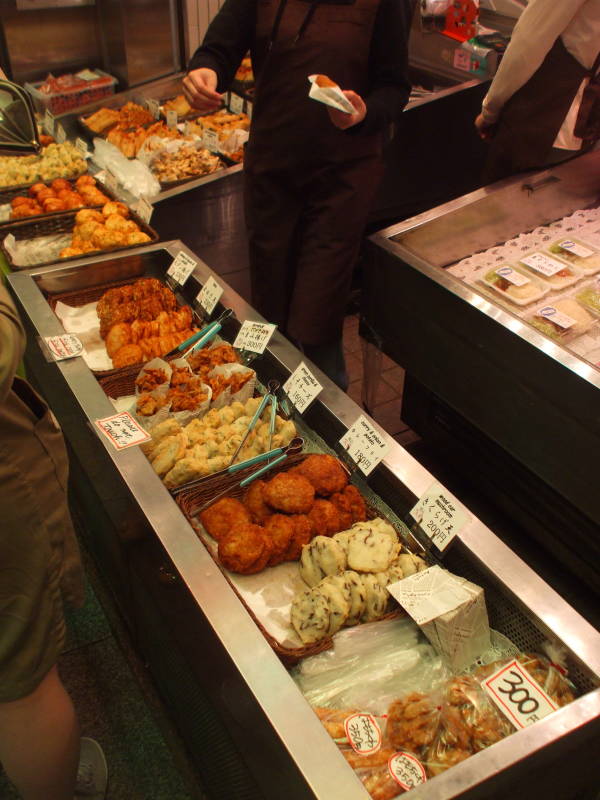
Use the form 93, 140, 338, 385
7, 240, 600, 800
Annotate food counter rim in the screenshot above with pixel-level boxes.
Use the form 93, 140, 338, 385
7, 240, 600, 800
368, 170, 600, 393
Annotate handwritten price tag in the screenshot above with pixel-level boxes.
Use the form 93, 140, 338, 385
410, 481, 470, 551
482, 659, 557, 730
388, 753, 426, 790
167, 251, 197, 286
146, 98, 160, 120
55, 122, 67, 143
520, 252, 565, 277
229, 93, 244, 115
75, 137, 89, 157
133, 197, 153, 224
339, 414, 390, 476
166, 109, 178, 129
453, 48, 472, 72
44, 334, 83, 361
44, 109, 55, 136
283, 361, 322, 414
344, 714, 382, 755
196, 275, 223, 316
233, 320, 276, 354
203, 128, 219, 152
95, 412, 151, 450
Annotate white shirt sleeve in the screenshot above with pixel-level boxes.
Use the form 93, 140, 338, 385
481, 0, 589, 123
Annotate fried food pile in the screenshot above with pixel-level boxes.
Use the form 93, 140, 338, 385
163, 94, 192, 117
142, 397, 296, 489
234, 56, 254, 84
107, 120, 181, 159
186, 110, 250, 144
0, 142, 87, 188
151, 144, 222, 184
95, 277, 196, 369
136, 366, 209, 417
59, 202, 152, 262
9, 175, 110, 219
83, 102, 154, 134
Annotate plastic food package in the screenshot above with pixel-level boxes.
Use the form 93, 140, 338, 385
517, 250, 581, 289
92, 138, 160, 199
546, 238, 600, 276
480, 264, 548, 306
528, 297, 596, 342
575, 283, 600, 316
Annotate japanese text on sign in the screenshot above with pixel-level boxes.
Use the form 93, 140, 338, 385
167, 251, 197, 286
229, 93, 244, 115
196, 275, 223, 316
410, 481, 470, 551
95, 412, 151, 450
521, 252, 565, 277
146, 98, 160, 120
44, 334, 83, 361
166, 109, 178, 129
233, 320, 276, 354
388, 752, 426, 790
495, 266, 530, 287
482, 659, 557, 730
283, 361, 322, 414
537, 306, 576, 330
44, 109, 55, 136
133, 197, 153, 224
556, 239, 594, 259
339, 414, 390, 476
344, 714, 382, 755
203, 128, 219, 152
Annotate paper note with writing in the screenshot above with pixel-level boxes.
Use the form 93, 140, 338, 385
166, 109, 178, 129
229, 93, 244, 115
388, 753, 426, 790
482, 659, 557, 730
196, 275, 223, 316
344, 714, 382, 755
495, 266, 530, 287
75, 137, 89, 157
339, 414, 390, 476
133, 198, 153, 224
203, 128, 219, 152
146, 98, 160, 120
556, 239, 595, 259
95, 412, 151, 450
233, 320, 276, 354
521, 252, 566, 277
44, 334, 83, 361
44, 109, 55, 136
283, 361, 322, 414
537, 306, 576, 330
453, 48, 472, 72
410, 481, 470, 551
167, 251, 197, 286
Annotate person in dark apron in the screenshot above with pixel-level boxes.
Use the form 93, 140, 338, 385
184, 0, 411, 388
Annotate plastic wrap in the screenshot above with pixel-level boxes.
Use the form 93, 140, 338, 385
92, 138, 160, 198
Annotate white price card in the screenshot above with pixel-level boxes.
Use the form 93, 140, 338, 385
55, 122, 67, 143
344, 714, 382, 755
339, 414, 390, 476
388, 753, 426, 790
203, 128, 219, 152
410, 481, 470, 551
44, 334, 83, 361
166, 109, 178, 129
453, 49, 471, 72
146, 98, 160, 119
495, 266, 530, 287
283, 361, 322, 414
75, 137, 89, 157
521, 252, 566, 277
556, 239, 595, 258
5, 233, 16, 250
44, 109, 55, 135
536, 306, 576, 330
229, 93, 244, 115
196, 275, 223, 316
133, 197, 153, 224
481, 659, 558, 730
95, 412, 151, 451
167, 251, 197, 286
233, 320, 276, 354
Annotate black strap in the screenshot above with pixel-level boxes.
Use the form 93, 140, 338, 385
590, 49, 600, 78
268, 0, 289, 50
294, 0, 321, 43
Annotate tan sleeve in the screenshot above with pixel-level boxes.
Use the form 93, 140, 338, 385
0, 283, 25, 403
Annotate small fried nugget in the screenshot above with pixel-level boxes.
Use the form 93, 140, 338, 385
343, 484, 367, 523
329, 491, 353, 531
199, 497, 251, 542
75, 175, 96, 189
218, 523, 272, 574
75, 208, 104, 226
296, 454, 348, 496
264, 514, 294, 567
263, 471, 315, 514
102, 200, 130, 218
243, 479, 272, 524
29, 182, 46, 196
308, 499, 341, 537
283, 515, 315, 561
127, 231, 151, 245
112, 343, 143, 368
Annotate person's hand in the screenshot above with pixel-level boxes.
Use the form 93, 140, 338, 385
475, 113, 496, 141
183, 68, 222, 112
327, 90, 367, 130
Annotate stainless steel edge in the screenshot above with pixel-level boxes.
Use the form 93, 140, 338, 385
404, 78, 481, 111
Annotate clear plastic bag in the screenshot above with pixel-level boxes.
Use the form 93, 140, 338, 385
92, 138, 160, 198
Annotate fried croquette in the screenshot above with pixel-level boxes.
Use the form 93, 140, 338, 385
283, 515, 315, 561
263, 514, 294, 567
199, 497, 251, 542
218, 523, 272, 574
329, 491, 353, 530
342, 484, 367, 523
296, 454, 348, 496
308, 499, 341, 537
263, 472, 315, 514
243, 479, 272, 524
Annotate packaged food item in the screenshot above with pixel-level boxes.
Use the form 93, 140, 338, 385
528, 298, 595, 342
480, 264, 548, 305
517, 251, 581, 289
575, 284, 600, 316
26, 69, 116, 115
546, 238, 600, 276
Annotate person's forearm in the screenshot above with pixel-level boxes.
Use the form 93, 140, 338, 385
0, 285, 25, 403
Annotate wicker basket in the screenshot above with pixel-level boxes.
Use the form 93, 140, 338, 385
0, 167, 88, 204
176, 454, 403, 666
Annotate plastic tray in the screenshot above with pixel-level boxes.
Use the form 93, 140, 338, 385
517, 250, 582, 290
526, 298, 597, 343
479, 263, 549, 306
545, 237, 600, 277
25, 70, 117, 116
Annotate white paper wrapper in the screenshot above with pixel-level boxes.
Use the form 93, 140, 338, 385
219, 128, 249, 155
4, 232, 71, 268
208, 362, 256, 409
133, 357, 172, 396
136, 134, 204, 167
53, 299, 112, 371
0, 204, 11, 223
308, 75, 355, 115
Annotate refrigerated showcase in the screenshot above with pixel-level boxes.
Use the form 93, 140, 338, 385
6, 240, 600, 800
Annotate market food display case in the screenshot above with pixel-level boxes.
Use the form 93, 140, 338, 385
363, 150, 600, 600
7, 240, 600, 800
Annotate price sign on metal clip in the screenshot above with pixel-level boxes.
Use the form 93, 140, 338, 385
44, 334, 83, 361
75, 137, 89, 157
229, 93, 244, 115
196, 275, 223, 316
283, 361, 322, 414
95, 412, 151, 450
133, 198, 153, 224
166, 109, 178, 129
339, 414, 390, 476
482, 659, 558, 730
410, 481, 470, 552
44, 109, 55, 136
233, 320, 276, 354
146, 98, 160, 120
167, 251, 197, 286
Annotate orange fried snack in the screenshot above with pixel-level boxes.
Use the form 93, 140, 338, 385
386, 693, 441, 756
199, 497, 251, 542
243, 479, 272, 524
218, 523, 272, 574
329, 491, 353, 530
342, 484, 367, 523
283, 515, 315, 561
112, 344, 143, 369
135, 367, 168, 393
308, 499, 341, 537
296, 454, 348, 496
263, 514, 294, 567
263, 472, 315, 514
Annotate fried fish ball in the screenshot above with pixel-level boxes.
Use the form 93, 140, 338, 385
127, 231, 151, 245
75, 208, 104, 225
296, 454, 348, 496
308, 499, 341, 537
112, 343, 143, 368
218, 523, 272, 574
243, 479, 272, 524
51, 178, 71, 192
92, 227, 127, 248
199, 497, 251, 542
329, 491, 353, 531
75, 174, 96, 189
342, 484, 367, 523
102, 200, 130, 218
264, 514, 294, 567
76, 220, 102, 241
10, 196, 32, 209
28, 182, 46, 196
283, 515, 315, 561
105, 213, 136, 232
263, 472, 315, 514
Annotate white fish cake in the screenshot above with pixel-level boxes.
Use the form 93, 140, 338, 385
299, 543, 323, 587
325, 574, 353, 607
360, 574, 388, 622
317, 579, 350, 635
312, 535, 347, 577
332, 530, 353, 558
344, 570, 366, 626
386, 563, 404, 585
396, 552, 427, 577
346, 530, 398, 573
373, 571, 390, 589
291, 588, 330, 644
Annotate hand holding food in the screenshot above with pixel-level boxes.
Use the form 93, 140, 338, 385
327, 90, 367, 130
183, 68, 222, 113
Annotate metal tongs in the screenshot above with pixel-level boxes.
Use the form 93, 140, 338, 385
195, 436, 304, 513
164, 308, 233, 360
227, 379, 280, 467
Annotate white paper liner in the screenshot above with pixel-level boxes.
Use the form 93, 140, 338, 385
4, 232, 71, 268
208, 362, 256, 409
0, 204, 11, 223
54, 299, 112, 370
308, 75, 355, 114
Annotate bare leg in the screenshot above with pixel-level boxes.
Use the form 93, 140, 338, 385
0, 664, 79, 800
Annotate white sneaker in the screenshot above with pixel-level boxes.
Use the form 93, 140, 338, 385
74, 737, 108, 799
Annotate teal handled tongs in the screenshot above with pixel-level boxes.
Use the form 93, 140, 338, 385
164, 308, 233, 360
227, 379, 280, 468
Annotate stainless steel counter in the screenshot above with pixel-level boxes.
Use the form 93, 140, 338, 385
7, 240, 600, 800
